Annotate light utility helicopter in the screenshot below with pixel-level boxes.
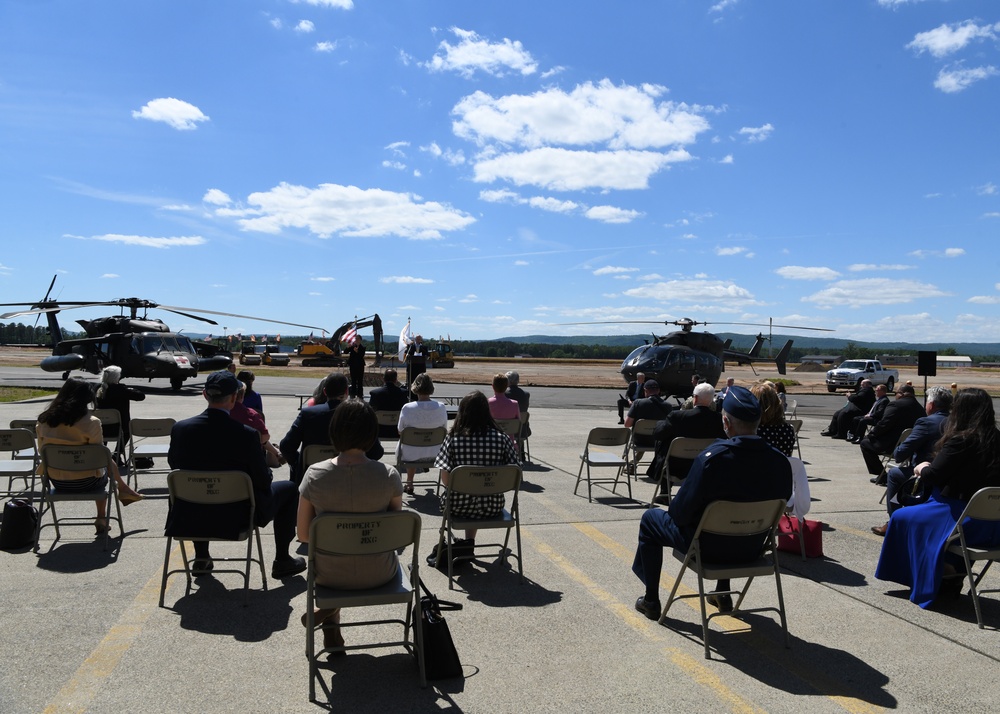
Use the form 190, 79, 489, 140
0, 277, 326, 390
563, 317, 833, 399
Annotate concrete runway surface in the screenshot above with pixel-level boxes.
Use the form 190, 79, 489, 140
2, 374, 1000, 713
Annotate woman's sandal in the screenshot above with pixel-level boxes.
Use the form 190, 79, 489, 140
94, 518, 110, 535
403, 484, 414, 495
119, 492, 144, 506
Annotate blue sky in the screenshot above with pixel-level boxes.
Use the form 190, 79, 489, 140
1, 0, 998, 345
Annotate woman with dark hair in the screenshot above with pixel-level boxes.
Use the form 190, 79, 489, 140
429, 391, 518, 564
36, 377, 144, 534
296, 399, 403, 651
750, 382, 795, 457
236, 370, 263, 416
876, 388, 1000, 606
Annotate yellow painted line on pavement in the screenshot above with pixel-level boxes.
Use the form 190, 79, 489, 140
527, 532, 766, 714
42, 545, 181, 714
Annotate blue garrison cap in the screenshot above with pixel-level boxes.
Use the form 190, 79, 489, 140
205, 370, 240, 398
722, 385, 760, 421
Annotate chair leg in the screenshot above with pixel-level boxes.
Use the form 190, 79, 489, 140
159, 537, 173, 607
254, 527, 268, 592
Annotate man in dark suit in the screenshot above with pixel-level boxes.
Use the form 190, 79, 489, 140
848, 384, 890, 442
822, 379, 875, 438
279, 373, 384, 484
617, 372, 646, 424
633, 386, 792, 617
859, 384, 926, 477
646, 382, 725, 480
403, 335, 429, 398
871, 386, 953, 535
625, 380, 673, 449
368, 368, 408, 439
167, 371, 304, 579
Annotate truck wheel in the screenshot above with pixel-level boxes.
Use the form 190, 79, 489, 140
827, 385, 837, 393
885, 377, 895, 392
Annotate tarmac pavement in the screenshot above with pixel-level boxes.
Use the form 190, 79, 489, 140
2, 381, 999, 713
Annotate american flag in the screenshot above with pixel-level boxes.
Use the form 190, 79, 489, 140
343, 325, 358, 345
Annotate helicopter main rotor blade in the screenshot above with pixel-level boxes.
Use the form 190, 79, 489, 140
158, 308, 219, 326
156, 305, 327, 332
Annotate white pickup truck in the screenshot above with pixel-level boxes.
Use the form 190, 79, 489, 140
825, 359, 899, 393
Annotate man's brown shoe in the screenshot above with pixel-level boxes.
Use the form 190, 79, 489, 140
871, 522, 889, 537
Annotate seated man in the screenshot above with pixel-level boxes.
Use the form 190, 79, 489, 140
624, 379, 672, 450
505, 370, 531, 460
368, 368, 408, 438
821, 379, 875, 438
279, 372, 383, 484
847, 384, 889, 443
646, 382, 725, 480
488, 373, 520, 421
617, 372, 646, 425
633, 386, 792, 617
871, 385, 952, 535
859, 384, 926, 479
167, 371, 304, 579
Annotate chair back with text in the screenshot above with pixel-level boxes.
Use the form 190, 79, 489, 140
301, 444, 340, 474
89, 408, 122, 457
307, 511, 424, 699
374, 409, 402, 442
944, 487, 1000, 628
625, 419, 658, 478
660, 498, 788, 658
127, 417, 175, 489
160, 470, 266, 607
38, 443, 121, 550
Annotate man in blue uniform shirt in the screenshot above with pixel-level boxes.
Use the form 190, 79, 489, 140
632, 385, 792, 617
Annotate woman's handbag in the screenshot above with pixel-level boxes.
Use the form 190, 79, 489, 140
0, 499, 39, 551
776, 514, 823, 558
418, 580, 463, 680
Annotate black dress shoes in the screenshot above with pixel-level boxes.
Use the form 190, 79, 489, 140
634, 596, 661, 620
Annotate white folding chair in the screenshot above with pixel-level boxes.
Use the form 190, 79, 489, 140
436, 464, 523, 590
307, 511, 425, 701
624, 419, 658, 479
127, 417, 175, 490
159, 470, 267, 607
944, 487, 1000, 628
787, 418, 803, 461
575, 427, 631, 502
36, 444, 123, 551
396, 426, 447, 494
649, 437, 719, 508
0, 428, 38, 500
786, 399, 797, 418
659, 498, 789, 659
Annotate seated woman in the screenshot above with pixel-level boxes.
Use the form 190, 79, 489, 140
750, 381, 796, 457
236, 370, 263, 416
296, 400, 403, 652
428, 391, 519, 567
36, 377, 143, 534
230, 382, 284, 468
875, 388, 1000, 607
395, 373, 448, 495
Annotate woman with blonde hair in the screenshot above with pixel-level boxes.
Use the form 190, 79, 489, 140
749, 381, 795, 457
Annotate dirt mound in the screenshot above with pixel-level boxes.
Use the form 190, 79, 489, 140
794, 362, 828, 372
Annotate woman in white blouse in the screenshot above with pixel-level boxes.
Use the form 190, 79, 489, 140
395, 373, 448, 494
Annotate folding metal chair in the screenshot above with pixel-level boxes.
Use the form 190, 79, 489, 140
518, 411, 531, 462
436, 464, 523, 590
159, 470, 267, 607
648, 437, 719, 508
127, 417, 175, 490
396, 426, 447, 494
659, 498, 789, 659
36, 444, 123, 551
374, 409, 402, 446
0, 428, 37, 500
307, 511, 425, 701
944, 487, 1000, 628
301, 444, 340, 474
787, 418, 803, 461
89, 408, 123, 461
575, 427, 631, 503
624, 419, 658, 479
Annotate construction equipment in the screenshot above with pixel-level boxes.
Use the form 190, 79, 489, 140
297, 314, 383, 367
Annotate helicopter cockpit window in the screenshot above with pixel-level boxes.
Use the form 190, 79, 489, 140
665, 350, 679, 368
679, 352, 696, 371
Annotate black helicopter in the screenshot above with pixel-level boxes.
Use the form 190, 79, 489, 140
0, 277, 326, 391
571, 317, 832, 399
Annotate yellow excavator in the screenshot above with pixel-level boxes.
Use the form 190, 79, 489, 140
296, 314, 383, 367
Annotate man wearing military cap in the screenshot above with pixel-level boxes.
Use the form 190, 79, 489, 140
632, 385, 792, 617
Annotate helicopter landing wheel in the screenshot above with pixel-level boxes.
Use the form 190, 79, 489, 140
170, 377, 184, 392
61, 371, 70, 380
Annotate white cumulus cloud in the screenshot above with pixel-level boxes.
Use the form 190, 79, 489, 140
739, 123, 774, 143
425, 27, 537, 78
593, 266, 638, 276
203, 188, 232, 206
776, 266, 840, 280
295, 20, 315, 33
289, 0, 353, 8
803, 278, 948, 307
584, 205, 643, 224
132, 98, 209, 131
379, 276, 434, 284
935, 65, 998, 93
907, 21, 1000, 58
623, 279, 757, 304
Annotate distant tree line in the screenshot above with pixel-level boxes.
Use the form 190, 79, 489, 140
0, 322, 81, 345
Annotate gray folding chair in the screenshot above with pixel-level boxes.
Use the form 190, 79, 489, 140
787, 418, 803, 461
575, 427, 631, 502
659, 498, 789, 659
159, 470, 267, 607
944, 487, 1000, 628
307, 511, 424, 701
127, 417, 175, 490
624, 419, 658, 479
436, 464, 523, 590
396, 426, 447, 494
0, 428, 38, 500
301, 444, 340, 474
374, 409, 402, 445
89, 408, 123, 460
649, 437, 719, 508
36, 444, 123, 551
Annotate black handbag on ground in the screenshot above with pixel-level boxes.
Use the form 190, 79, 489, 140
0, 499, 39, 551
418, 580, 463, 680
